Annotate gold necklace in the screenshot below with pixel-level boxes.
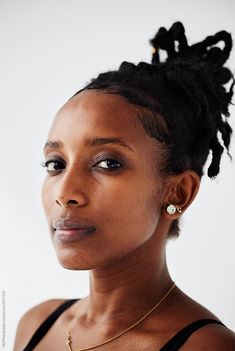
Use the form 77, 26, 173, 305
66, 282, 176, 351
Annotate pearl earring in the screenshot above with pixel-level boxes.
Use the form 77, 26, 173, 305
166, 204, 182, 215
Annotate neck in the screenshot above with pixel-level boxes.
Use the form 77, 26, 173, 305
82, 232, 173, 325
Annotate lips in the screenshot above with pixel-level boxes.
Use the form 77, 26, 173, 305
53, 218, 96, 231
52, 218, 96, 243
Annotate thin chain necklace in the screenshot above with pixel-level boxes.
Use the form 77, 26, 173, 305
66, 282, 176, 351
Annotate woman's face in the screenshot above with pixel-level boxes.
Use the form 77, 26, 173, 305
41, 90, 166, 270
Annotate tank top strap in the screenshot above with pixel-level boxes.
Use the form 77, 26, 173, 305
159, 318, 226, 351
22, 298, 79, 351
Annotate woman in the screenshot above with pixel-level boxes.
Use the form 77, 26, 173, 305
14, 22, 235, 350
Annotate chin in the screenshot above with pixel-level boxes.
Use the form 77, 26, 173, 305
55, 247, 128, 271
56, 252, 94, 270
54, 247, 106, 270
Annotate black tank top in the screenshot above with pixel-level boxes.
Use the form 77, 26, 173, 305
22, 299, 226, 351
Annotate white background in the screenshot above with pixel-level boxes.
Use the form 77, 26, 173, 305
0, 0, 235, 349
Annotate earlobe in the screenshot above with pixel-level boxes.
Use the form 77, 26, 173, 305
162, 170, 200, 219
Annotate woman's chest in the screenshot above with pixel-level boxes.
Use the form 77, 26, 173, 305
33, 326, 170, 351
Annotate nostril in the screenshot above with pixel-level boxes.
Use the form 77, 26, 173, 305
56, 198, 79, 206
67, 200, 79, 205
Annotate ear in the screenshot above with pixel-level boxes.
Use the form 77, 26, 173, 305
162, 170, 200, 219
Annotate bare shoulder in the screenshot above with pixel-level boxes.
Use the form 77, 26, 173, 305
181, 322, 235, 350
168, 287, 235, 350
13, 298, 67, 351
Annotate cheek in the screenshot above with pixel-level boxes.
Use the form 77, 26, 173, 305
94, 177, 162, 252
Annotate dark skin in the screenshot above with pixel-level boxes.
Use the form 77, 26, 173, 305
14, 90, 235, 350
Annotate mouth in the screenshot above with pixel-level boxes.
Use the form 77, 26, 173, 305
52, 218, 96, 243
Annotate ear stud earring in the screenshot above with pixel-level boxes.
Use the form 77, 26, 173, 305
166, 204, 182, 215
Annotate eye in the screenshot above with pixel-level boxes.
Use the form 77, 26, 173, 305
94, 158, 122, 170
41, 158, 66, 173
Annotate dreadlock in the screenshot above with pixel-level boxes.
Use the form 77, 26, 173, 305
72, 21, 234, 240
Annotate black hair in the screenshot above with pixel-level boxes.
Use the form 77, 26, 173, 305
73, 22, 234, 239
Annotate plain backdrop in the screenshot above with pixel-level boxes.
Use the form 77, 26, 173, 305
0, 0, 235, 349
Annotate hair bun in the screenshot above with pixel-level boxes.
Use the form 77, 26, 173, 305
150, 21, 232, 69
148, 21, 234, 178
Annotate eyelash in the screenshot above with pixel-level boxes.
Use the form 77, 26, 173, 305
41, 157, 123, 174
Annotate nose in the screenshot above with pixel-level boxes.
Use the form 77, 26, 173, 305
55, 167, 88, 208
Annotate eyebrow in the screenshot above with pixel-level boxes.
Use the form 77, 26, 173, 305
43, 137, 135, 152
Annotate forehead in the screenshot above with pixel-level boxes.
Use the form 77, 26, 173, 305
53, 90, 140, 132
47, 89, 159, 154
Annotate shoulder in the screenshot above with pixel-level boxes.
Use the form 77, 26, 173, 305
181, 322, 235, 350
13, 298, 67, 351
163, 287, 235, 350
